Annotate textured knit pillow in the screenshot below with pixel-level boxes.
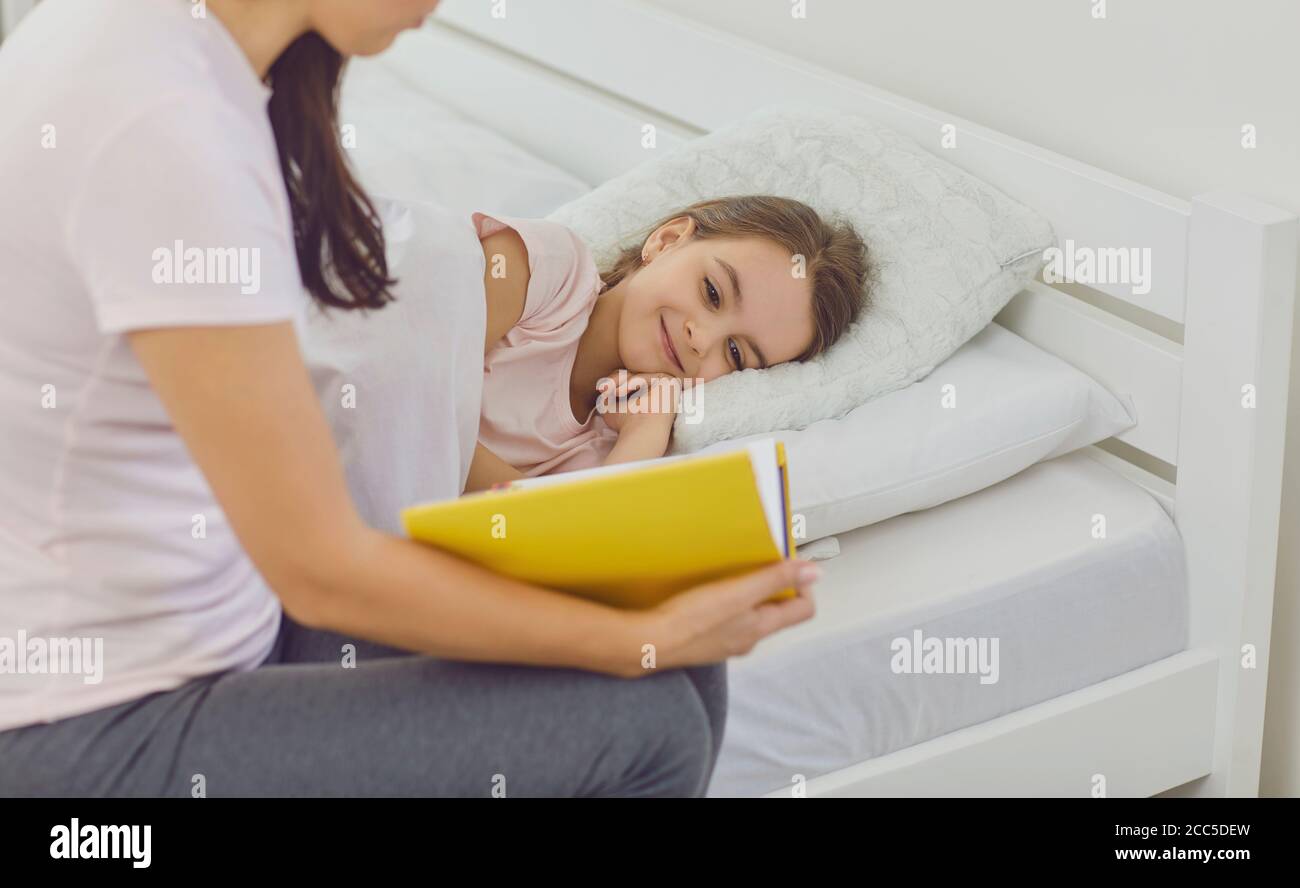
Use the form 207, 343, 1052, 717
547, 106, 1056, 453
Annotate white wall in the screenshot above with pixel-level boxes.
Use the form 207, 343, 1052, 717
0, 0, 38, 41
643, 0, 1300, 795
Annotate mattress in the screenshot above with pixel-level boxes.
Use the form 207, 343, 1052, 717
708, 449, 1188, 797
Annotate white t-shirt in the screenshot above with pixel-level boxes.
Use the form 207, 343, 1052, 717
0, 0, 307, 730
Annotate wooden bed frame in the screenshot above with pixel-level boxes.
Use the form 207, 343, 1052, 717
380, 0, 1295, 797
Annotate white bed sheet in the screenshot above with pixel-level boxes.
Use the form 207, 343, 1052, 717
708, 449, 1188, 797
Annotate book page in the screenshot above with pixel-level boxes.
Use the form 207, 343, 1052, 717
744, 439, 787, 556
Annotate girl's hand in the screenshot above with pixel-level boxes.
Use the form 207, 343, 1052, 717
596, 370, 680, 433
617, 559, 820, 676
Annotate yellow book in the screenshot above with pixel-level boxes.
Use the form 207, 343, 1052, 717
400, 439, 797, 610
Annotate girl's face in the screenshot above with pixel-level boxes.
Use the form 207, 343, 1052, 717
308, 0, 442, 56
617, 218, 816, 383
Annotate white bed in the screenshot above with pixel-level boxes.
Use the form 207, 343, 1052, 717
713, 449, 1187, 797
337, 0, 1297, 797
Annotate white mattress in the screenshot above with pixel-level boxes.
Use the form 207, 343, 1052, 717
708, 450, 1188, 797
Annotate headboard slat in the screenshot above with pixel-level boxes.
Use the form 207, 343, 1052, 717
996, 281, 1183, 465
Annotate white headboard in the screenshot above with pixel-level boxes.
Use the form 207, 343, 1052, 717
377, 0, 1295, 797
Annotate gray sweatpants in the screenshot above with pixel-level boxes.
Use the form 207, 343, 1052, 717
0, 614, 727, 797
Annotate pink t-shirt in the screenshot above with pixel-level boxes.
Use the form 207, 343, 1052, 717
474, 212, 618, 476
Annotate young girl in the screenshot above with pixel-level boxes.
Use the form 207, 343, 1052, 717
465, 195, 870, 492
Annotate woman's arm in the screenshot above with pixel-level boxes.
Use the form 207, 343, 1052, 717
130, 321, 635, 674
129, 321, 818, 677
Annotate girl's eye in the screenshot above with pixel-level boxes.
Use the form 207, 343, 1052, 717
704, 278, 721, 308
704, 279, 741, 368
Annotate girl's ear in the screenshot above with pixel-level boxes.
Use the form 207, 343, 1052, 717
643, 216, 695, 261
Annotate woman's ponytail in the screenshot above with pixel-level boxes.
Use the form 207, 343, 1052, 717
266, 33, 395, 311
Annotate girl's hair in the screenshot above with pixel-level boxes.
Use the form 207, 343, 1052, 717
601, 196, 873, 361
267, 34, 396, 311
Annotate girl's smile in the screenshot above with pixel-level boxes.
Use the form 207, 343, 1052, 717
567, 195, 869, 428
660, 312, 686, 373
621, 226, 816, 383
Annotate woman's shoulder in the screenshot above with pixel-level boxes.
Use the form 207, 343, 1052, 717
4, 0, 273, 148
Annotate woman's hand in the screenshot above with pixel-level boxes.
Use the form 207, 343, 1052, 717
615, 559, 820, 676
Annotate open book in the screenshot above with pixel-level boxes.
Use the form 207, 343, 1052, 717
400, 439, 796, 609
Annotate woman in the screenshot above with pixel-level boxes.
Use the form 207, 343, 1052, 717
0, 0, 818, 796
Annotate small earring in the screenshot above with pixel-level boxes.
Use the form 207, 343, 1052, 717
640, 252, 648, 265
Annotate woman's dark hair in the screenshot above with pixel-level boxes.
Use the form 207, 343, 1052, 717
267, 34, 395, 311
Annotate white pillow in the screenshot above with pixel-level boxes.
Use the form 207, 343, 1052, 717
694, 323, 1136, 543
547, 105, 1056, 453
340, 56, 591, 217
